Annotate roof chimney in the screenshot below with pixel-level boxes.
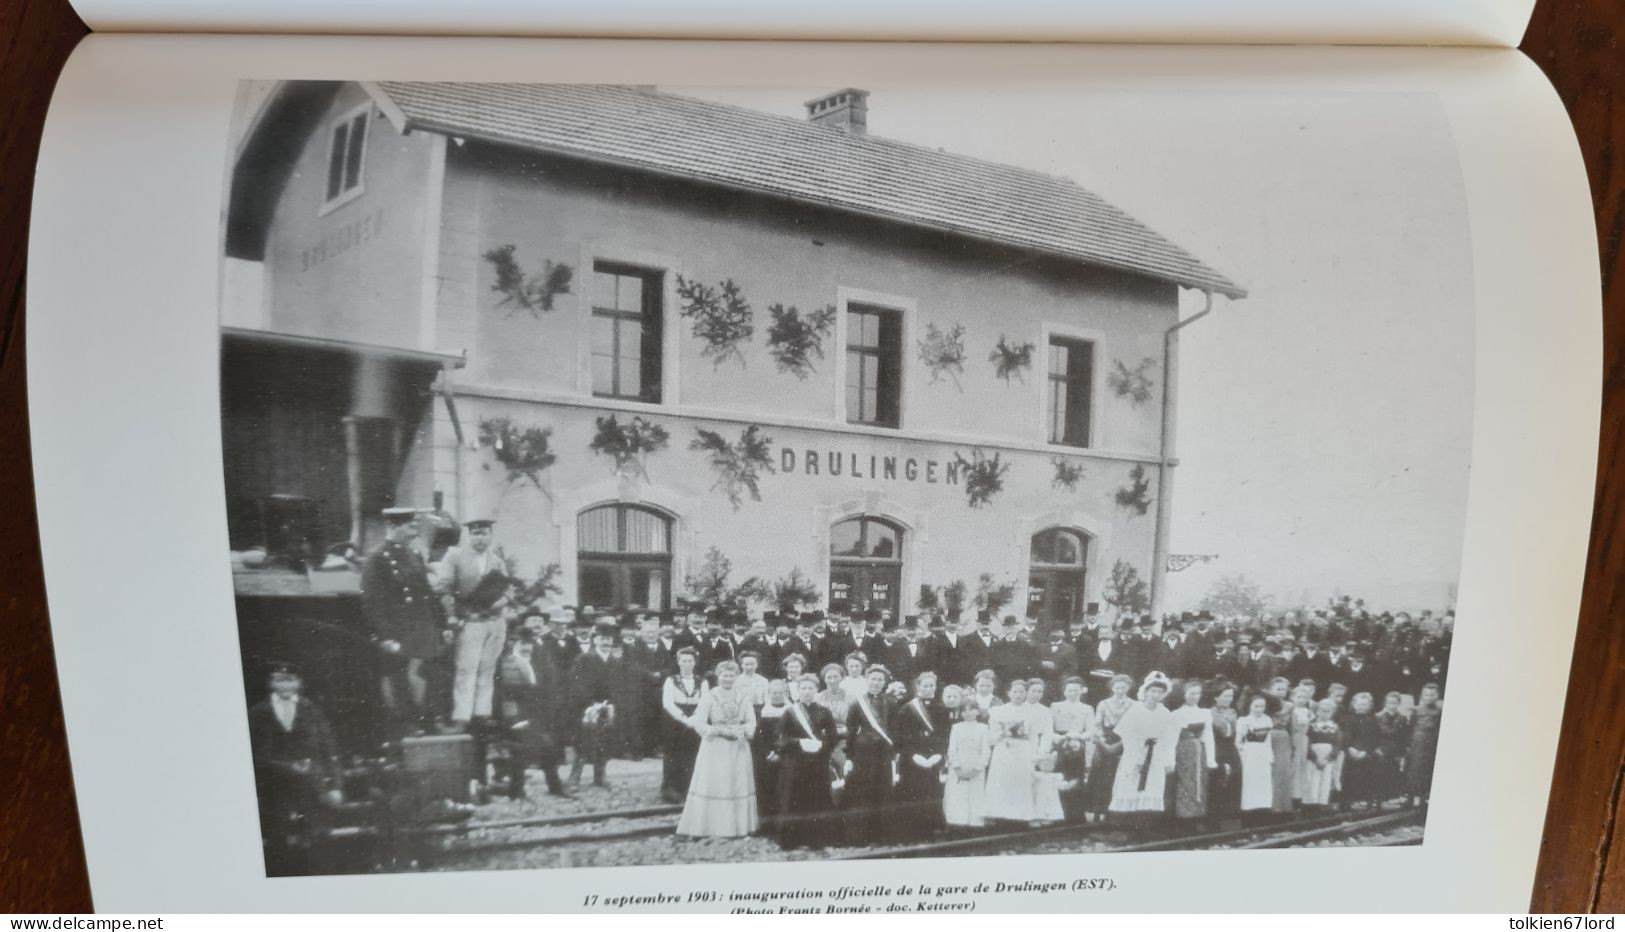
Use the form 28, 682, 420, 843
804, 88, 869, 135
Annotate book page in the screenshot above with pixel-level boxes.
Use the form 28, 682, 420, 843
28, 35, 1596, 912
65, 0, 1538, 49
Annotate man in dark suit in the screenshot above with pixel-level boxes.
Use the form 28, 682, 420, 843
1083, 624, 1127, 700
957, 611, 1000, 684
671, 609, 708, 655
858, 612, 889, 663
811, 613, 855, 673
1153, 629, 1190, 679
740, 617, 775, 669
700, 615, 737, 677
1037, 627, 1080, 696
538, 613, 583, 677
768, 621, 810, 678
993, 618, 1038, 687
247, 663, 343, 874
923, 615, 963, 685
496, 620, 571, 797
887, 624, 929, 685
568, 622, 625, 787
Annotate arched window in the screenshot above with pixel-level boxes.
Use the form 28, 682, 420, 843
1028, 527, 1089, 628
577, 503, 672, 611
829, 516, 904, 616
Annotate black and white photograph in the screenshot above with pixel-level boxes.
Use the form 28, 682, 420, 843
218, 79, 1470, 876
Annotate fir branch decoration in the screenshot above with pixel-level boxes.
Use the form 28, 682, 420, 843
514, 561, 564, 606
1115, 463, 1154, 516
765, 303, 837, 378
675, 275, 753, 367
974, 573, 1016, 618
916, 584, 941, 613
685, 547, 772, 612
481, 245, 574, 319
918, 322, 968, 389
940, 580, 968, 622
589, 414, 671, 479
690, 424, 776, 509
989, 334, 1036, 383
1051, 458, 1086, 492
952, 448, 1009, 509
1108, 356, 1159, 405
1104, 559, 1151, 615
477, 416, 556, 490
772, 569, 822, 613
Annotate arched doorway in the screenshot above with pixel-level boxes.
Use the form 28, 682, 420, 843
828, 516, 904, 616
577, 503, 673, 611
1028, 527, 1089, 629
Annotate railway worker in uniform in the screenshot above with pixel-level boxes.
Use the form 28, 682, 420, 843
892, 671, 948, 841
248, 662, 343, 875
1168, 679, 1218, 822
1236, 693, 1276, 818
676, 659, 759, 838
842, 664, 898, 845
496, 615, 571, 798
775, 673, 840, 849
435, 518, 514, 728
660, 646, 708, 803
360, 506, 445, 735
568, 621, 624, 788
1109, 672, 1178, 819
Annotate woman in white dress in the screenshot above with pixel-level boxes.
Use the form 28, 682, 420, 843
984, 678, 1040, 824
1026, 678, 1065, 823
839, 653, 870, 703
1109, 672, 1178, 815
1236, 694, 1276, 814
1301, 698, 1343, 808
943, 701, 991, 829
967, 670, 1000, 716
676, 659, 759, 838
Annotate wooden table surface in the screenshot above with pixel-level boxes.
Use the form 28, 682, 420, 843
0, 0, 1620, 913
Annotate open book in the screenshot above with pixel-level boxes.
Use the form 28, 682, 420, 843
26, 0, 1600, 914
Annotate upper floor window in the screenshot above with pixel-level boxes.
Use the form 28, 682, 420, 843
845, 304, 901, 428
1048, 336, 1094, 447
323, 105, 370, 209
591, 262, 664, 403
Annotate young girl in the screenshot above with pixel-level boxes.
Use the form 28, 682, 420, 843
1301, 698, 1343, 809
676, 659, 758, 838
1109, 673, 1177, 816
1168, 679, 1217, 821
1085, 674, 1135, 820
984, 679, 1040, 824
943, 702, 991, 830
1237, 694, 1276, 816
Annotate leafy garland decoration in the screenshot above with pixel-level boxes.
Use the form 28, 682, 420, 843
588, 414, 671, 479
477, 416, 556, 491
765, 303, 838, 378
480, 245, 574, 319
953, 448, 1009, 509
690, 424, 776, 509
1108, 356, 1159, 405
1051, 457, 1086, 492
918, 322, 968, 389
675, 275, 753, 367
1115, 463, 1154, 515
989, 334, 1036, 383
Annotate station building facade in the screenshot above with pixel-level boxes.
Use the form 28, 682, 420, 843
222, 80, 1245, 627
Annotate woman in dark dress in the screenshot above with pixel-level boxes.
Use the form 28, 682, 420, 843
1339, 691, 1380, 809
753, 679, 792, 832
776, 674, 840, 848
659, 647, 707, 804
1207, 682, 1243, 819
892, 671, 948, 842
843, 665, 898, 845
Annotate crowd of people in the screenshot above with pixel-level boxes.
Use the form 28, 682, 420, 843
247, 510, 1451, 862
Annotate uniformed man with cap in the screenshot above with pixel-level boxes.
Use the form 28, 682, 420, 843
436, 517, 515, 728
360, 507, 445, 733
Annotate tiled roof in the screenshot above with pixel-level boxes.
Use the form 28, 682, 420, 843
373, 82, 1245, 298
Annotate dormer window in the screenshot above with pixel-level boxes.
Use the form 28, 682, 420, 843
321, 104, 370, 213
